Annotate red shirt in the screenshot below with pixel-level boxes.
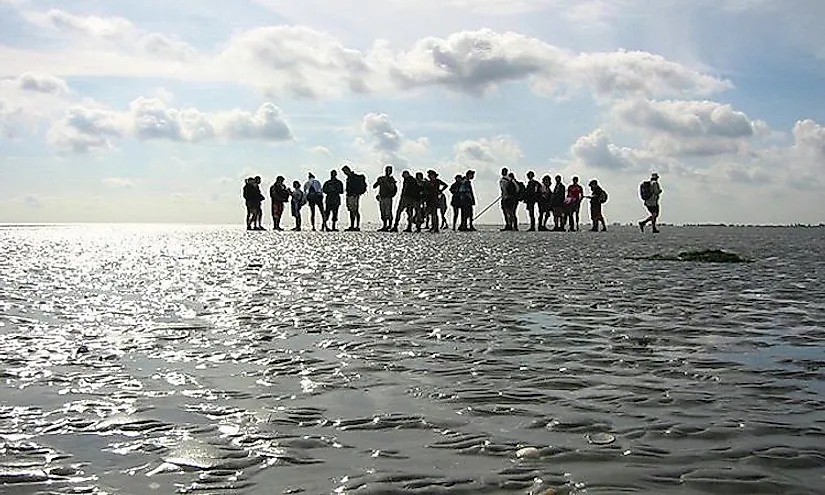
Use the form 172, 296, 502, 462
568, 183, 584, 200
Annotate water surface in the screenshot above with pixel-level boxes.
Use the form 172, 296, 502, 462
1, 224, 824, 494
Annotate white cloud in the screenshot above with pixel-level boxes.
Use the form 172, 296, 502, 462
612, 98, 769, 157
308, 145, 332, 156
215, 103, 293, 141
102, 177, 136, 188
16, 72, 69, 95
571, 129, 643, 170
22, 9, 198, 63
358, 112, 429, 169
453, 135, 523, 171
5, 11, 731, 102
47, 98, 293, 153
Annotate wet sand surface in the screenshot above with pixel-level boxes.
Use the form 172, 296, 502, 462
1, 224, 824, 494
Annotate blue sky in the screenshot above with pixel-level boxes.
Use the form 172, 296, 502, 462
1, 0, 824, 225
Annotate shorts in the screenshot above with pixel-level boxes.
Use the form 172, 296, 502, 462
271, 202, 284, 217
346, 195, 360, 212
378, 197, 393, 220
501, 198, 517, 210
246, 201, 261, 212
291, 202, 301, 217
646, 204, 660, 216
307, 193, 323, 208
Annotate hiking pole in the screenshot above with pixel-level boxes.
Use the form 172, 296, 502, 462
473, 194, 502, 221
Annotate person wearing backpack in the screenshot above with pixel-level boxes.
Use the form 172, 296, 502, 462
342, 164, 366, 231
373, 165, 397, 231
269, 176, 291, 231
322, 170, 344, 231
290, 180, 306, 231
638, 172, 662, 233
588, 179, 608, 232
303, 172, 324, 231
524, 171, 541, 231
458, 170, 477, 231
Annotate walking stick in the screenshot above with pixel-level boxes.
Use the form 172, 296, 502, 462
473, 194, 502, 222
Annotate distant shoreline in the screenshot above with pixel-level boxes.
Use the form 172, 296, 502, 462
2, 223, 824, 229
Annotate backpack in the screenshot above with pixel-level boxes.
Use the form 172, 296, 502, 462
515, 181, 526, 202
386, 178, 398, 198
351, 174, 367, 195
506, 179, 517, 197
298, 190, 307, 206
599, 189, 608, 204
639, 181, 652, 201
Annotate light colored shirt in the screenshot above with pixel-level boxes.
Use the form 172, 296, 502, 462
645, 180, 662, 207
499, 177, 511, 198
304, 179, 322, 195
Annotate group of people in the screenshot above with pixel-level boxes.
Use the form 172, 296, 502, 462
242, 166, 663, 234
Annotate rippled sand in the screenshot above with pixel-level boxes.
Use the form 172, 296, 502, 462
1, 224, 824, 494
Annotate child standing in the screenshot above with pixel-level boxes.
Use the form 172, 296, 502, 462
290, 180, 306, 231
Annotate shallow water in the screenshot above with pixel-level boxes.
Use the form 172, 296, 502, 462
1, 224, 824, 494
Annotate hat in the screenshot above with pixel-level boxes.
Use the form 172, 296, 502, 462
651, 172, 659, 179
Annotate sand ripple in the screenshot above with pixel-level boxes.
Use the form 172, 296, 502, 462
1, 224, 824, 494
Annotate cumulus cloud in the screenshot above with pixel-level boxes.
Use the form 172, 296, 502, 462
571, 129, 642, 170
612, 98, 768, 157
359, 113, 429, 168
793, 119, 825, 159
8, 11, 730, 102
453, 135, 524, 172
16, 72, 69, 94
47, 98, 293, 153
22, 9, 197, 63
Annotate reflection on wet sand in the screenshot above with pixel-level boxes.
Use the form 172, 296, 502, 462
1, 224, 824, 494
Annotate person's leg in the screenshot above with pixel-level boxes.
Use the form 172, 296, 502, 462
452, 206, 459, 230
331, 204, 339, 230
527, 203, 535, 231
651, 206, 659, 232
574, 203, 581, 230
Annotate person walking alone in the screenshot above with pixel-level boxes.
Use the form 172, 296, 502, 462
638, 172, 662, 233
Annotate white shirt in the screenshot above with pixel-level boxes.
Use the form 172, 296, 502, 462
304, 179, 322, 195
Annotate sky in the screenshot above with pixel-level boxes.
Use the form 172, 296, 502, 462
1, 0, 824, 225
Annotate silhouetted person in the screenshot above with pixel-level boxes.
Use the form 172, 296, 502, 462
290, 180, 305, 231
639, 172, 662, 233
304, 172, 323, 231
524, 171, 541, 231
458, 170, 476, 231
393, 170, 418, 232
449, 174, 463, 230
322, 170, 344, 231
269, 176, 290, 231
424, 170, 448, 233
243, 177, 264, 230
567, 176, 584, 231
438, 191, 448, 229
538, 175, 552, 231
499, 168, 519, 231
551, 175, 566, 231
414, 171, 426, 232
588, 179, 608, 232
373, 165, 397, 231
342, 165, 367, 231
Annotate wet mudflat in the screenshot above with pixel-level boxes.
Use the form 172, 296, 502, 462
1, 224, 824, 495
